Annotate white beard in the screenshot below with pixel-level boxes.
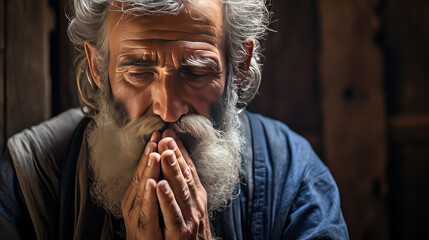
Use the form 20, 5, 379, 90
88, 95, 243, 219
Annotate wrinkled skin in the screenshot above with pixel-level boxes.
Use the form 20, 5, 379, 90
122, 130, 211, 239
106, 0, 227, 123
85, 0, 253, 239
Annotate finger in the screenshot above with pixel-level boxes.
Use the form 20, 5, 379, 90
142, 152, 161, 181
122, 173, 138, 209
161, 129, 191, 161
161, 149, 199, 223
123, 131, 160, 215
125, 152, 161, 212
159, 137, 195, 192
162, 130, 202, 187
137, 178, 161, 235
122, 182, 137, 218
156, 180, 186, 234
128, 173, 147, 224
134, 131, 161, 180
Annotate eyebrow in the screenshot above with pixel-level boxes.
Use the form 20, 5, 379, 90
181, 55, 222, 73
117, 54, 159, 67
116, 53, 222, 73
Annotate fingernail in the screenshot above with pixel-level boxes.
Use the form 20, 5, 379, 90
145, 180, 150, 191
150, 133, 157, 142
167, 139, 177, 150
166, 153, 176, 165
144, 145, 151, 156
160, 182, 169, 194
147, 155, 152, 167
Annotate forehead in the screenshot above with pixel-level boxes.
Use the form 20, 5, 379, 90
107, 1, 225, 53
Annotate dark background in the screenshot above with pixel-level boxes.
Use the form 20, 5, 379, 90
1, 0, 428, 239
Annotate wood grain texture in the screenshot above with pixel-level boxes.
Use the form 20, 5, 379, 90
382, 1, 429, 238
389, 141, 429, 239
5, 0, 53, 138
249, 0, 323, 155
383, 0, 429, 115
0, 0, 4, 51
319, 0, 389, 239
0, 0, 5, 152
59, 0, 79, 112
51, 0, 79, 116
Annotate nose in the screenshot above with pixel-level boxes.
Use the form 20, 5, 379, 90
152, 75, 189, 122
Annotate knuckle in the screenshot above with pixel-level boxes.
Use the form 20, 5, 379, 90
179, 226, 192, 239
174, 170, 183, 180
191, 200, 205, 220
184, 168, 193, 183
134, 192, 143, 206
176, 150, 183, 159
190, 215, 200, 230
196, 197, 207, 214
180, 184, 191, 201
138, 211, 150, 229
175, 217, 185, 229
171, 203, 182, 220
132, 175, 139, 185
199, 188, 208, 201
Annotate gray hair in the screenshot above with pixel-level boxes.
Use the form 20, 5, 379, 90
67, 0, 271, 116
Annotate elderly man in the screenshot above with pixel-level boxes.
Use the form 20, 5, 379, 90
0, 0, 348, 239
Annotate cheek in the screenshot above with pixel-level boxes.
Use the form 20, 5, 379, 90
109, 68, 153, 121
183, 79, 225, 116
121, 90, 153, 121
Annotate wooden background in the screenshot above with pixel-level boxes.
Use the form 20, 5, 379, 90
1, 0, 428, 239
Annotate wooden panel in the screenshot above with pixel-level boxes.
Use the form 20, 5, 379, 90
319, 1, 389, 239
389, 114, 429, 143
383, 0, 429, 115
50, 0, 79, 116
249, 0, 323, 155
58, 0, 79, 113
0, 0, 4, 152
382, 1, 429, 238
389, 141, 429, 239
0, 0, 4, 51
5, 0, 53, 138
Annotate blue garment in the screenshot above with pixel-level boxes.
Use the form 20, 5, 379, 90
211, 112, 348, 239
0, 110, 348, 239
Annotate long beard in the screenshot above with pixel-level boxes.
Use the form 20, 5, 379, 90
88, 93, 243, 219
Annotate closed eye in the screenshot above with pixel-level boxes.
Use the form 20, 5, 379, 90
117, 66, 157, 87
180, 69, 210, 77
179, 67, 221, 88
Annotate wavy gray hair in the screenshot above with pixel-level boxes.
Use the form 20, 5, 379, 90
67, 0, 270, 116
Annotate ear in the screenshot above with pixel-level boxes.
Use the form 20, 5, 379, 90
237, 39, 255, 82
84, 42, 102, 89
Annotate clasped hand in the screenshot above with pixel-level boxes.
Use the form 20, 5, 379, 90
122, 129, 211, 240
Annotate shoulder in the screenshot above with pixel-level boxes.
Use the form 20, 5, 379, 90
3, 108, 85, 239
246, 111, 314, 150
245, 111, 348, 239
7, 108, 85, 171
245, 111, 327, 177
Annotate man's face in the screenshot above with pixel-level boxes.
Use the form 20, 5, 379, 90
87, 1, 244, 219
107, 1, 226, 123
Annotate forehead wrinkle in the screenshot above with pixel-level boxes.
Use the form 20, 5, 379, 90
108, 2, 225, 45
118, 32, 220, 49
118, 40, 221, 58
127, 23, 221, 37
110, 11, 222, 35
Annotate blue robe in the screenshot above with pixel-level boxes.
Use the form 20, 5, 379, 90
0, 109, 348, 239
